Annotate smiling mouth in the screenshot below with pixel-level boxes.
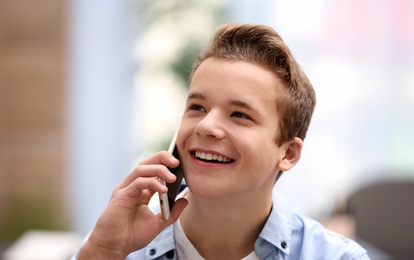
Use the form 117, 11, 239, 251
195, 151, 234, 163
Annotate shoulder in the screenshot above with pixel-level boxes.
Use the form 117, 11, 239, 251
289, 213, 369, 259
262, 192, 369, 259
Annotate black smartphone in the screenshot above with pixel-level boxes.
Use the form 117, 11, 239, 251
159, 130, 184, 220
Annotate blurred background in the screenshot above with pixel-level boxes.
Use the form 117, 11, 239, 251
1, 0, 413, 259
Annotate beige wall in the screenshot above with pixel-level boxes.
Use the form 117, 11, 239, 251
0, 0, 68, 242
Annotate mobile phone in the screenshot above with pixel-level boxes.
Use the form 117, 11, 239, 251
159, 130, 184, 220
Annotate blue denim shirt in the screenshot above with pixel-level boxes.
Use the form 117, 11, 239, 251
73, 192, 369, 260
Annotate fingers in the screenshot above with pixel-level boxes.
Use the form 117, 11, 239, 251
109, 151, 182, 210
118, 151, 180, 189
118, 165, 174, 191
123, 176, 167, 200
140, 150, 179, 167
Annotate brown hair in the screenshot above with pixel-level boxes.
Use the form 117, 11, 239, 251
190, 23, 316, 145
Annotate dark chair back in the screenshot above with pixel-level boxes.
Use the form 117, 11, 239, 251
347, 180, 414, 257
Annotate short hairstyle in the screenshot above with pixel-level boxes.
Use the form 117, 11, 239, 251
190, 23, 316, 146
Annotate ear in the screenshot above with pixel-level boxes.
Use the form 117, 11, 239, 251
277, 137, 303, 172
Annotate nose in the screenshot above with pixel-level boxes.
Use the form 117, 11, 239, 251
195, 110, 225, 140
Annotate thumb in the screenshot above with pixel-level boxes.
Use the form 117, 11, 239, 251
166, 198, 188, 225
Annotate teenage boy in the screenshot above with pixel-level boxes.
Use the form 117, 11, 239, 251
73, 23, 369, 259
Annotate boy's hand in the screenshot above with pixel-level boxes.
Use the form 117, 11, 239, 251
78, 151, 188, 260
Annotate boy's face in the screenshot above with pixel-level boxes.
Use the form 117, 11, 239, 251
177, 57, 288, 201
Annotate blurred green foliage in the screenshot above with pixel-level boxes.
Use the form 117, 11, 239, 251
1, 192, 68, 243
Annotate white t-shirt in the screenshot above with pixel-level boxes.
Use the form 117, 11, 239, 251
174, 219, 260, 260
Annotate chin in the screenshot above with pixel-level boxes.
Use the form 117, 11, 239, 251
185, 177, 226, 200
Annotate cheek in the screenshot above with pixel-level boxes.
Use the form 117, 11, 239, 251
247, 138, 280, 169
177, 122, 193, 145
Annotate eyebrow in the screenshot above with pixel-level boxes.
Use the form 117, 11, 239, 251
187, 92, 260, 114
187, 92, 205, 101
229, 100, 259, 114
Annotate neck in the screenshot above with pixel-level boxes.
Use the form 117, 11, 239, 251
180, 190, 272, 260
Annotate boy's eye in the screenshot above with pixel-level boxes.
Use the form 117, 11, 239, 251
231, 111, 251, 120
189, 104, 206, 112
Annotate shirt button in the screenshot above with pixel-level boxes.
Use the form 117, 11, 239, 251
281, 241, 287, 249
149, 248, 157, 255
166, 250, 175, 259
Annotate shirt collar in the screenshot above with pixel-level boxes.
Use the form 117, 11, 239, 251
145, 225, 175, 259
257, 190, 292, 256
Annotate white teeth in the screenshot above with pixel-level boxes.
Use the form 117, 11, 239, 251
195, 151, 231, 162
206, 153, 213, 160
